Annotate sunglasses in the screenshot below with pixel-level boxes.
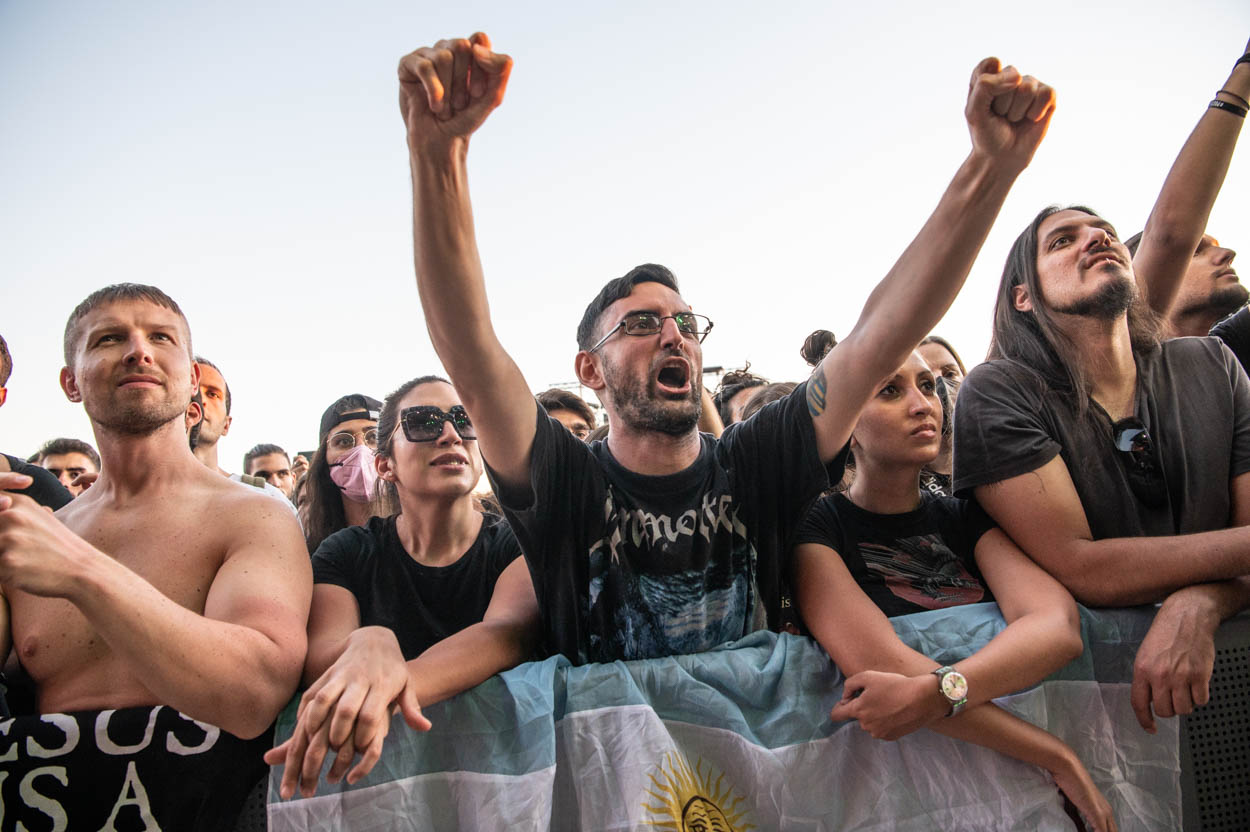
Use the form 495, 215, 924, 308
399, 405, 476, 443
1111, 417, 1167, 508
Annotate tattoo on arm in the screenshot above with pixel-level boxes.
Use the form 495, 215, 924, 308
807, 367, 828, 418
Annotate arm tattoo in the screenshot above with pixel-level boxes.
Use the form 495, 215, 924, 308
807, 367, 828, 418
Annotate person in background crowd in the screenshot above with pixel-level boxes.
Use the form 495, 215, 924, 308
739, 382, 797, 421
917, 335, 967, 385
302, 393, 386, 553
712, 365, 768, 426
30, 437, 100, 498
0, 284, 311, 825
0, 334, 72, 510
266, 376, 538, 798
399, 32, 1056, 662
191, 356, 295, 510
245, 442, 297, 500
915, 335, 967, 495
535, 388, 597, 441
955, 40, 1250, 734
793, 350, 1113, 831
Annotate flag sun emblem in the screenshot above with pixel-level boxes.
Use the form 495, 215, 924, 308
641, 752, 755, 831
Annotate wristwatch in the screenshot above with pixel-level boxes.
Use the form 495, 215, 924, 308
932, 666, 968, 716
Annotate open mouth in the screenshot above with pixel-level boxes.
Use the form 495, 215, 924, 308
430, 454, 469, 467
655, 360, 691, 395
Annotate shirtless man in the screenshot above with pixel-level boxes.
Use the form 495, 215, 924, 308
0, 283, 311, 740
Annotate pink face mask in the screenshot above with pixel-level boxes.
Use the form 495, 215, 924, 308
329, 444, 379, 503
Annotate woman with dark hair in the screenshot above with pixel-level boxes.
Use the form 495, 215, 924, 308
267, 376, 538, 799
300, 394, 385, 553
793, 351, 1114, 831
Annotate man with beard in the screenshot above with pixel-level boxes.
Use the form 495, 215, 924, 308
0, 284, 311, 825
953, 204, 1250, 735
399, 34, 1055, 663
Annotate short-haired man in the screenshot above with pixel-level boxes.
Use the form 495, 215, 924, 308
31, 437, 100, 497
0, 284, 311, 822
193, 356, 296, 509
244, 443, 297, 499
398, 34, 1055, 663
0, 334, 72, 510
953, 42, 1250, 734
535, 388, 596, 441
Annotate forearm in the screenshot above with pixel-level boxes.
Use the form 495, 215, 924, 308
838, 151, 1020, 381
954, 609, 1082, 707
1137, 58, 1250, 316
1160, 578, 1250, 635
1063, 530, 1250, 606
932, 700, 1074, 774
404, 618, 535, 708
72, 555, 303, 738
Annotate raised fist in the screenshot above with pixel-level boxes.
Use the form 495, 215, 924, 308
965, 57, 1056, 172
398, 32, 512, 151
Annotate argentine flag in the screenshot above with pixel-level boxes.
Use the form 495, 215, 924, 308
269, 604, 1178, 830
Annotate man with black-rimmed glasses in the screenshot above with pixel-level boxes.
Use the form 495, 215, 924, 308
398, 32, 1055, 665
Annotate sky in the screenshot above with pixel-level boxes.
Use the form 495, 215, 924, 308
3, 0, 1249, 468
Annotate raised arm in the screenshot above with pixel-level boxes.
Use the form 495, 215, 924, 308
0, 477, 311, 739
806, 58, 1055, 461
793, 541, 1114, 830
1132, 38, 1250, 318
399, 33, 538, 492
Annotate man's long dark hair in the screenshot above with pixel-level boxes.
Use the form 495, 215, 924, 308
988, 205, 1162, 418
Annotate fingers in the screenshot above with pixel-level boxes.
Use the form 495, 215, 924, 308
0, 472, 33, 493
263, 737, 290, 767
398, 685, 432, 732
470, 42, 513, 107
347, 731, 387, 785
326, 682, 369, 749
1130, 672, 1156, 733
299, 724, 331, 798
325, 737, 358, 785
278, 722, 311, 799
398, 48, 447, 114
349, 684, 392, 753
447, 38, 473, 112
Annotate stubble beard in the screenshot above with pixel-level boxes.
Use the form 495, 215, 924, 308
603, 355, 701, 437
1051, 272, 1136, 320
89, 390, 189, 437
1186, 283, 1250, 321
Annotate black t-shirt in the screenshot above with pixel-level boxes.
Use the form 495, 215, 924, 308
486, 382, 846, 665
1211, 305, 1250, 376
4, 454, 72, 510
953, 338, 1250, 538
312, 513, 522, 659
794, 491, 995, 618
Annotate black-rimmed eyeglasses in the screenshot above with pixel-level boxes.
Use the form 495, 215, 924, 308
399, 405, 477, 443
588, 312, 714, 353
1111, 417, 1167, 508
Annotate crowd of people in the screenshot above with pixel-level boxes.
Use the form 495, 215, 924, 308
0, 30, 1248, 832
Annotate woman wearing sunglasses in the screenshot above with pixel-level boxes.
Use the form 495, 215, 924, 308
267, 376, 539, 799
792, 352, 1116, 831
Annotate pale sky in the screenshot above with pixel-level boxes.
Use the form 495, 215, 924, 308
3, 0, 1249, 468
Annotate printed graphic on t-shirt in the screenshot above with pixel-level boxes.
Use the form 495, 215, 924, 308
585, 487, 760, 662
859, 535, 984, 610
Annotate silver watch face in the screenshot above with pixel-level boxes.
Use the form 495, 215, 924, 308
940, 670, 968, 701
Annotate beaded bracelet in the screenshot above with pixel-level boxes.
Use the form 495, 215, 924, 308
1210, 98, 1248, 118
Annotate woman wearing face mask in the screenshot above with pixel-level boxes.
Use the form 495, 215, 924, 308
267, 376, 539, 799
301, 394, 386, 553
792, 352, 1116, 832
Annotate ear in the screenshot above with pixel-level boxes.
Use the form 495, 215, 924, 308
60, 367, 82, 403
574, 351, 606, 392
0, 386, 6, 408
1012, 284, 1033, 313
185, 401, 203, 430
221, 414, 233, 437
375, 452, 397, 482
189, 361, 201, 396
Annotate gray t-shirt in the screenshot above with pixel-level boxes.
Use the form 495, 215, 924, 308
952, 337, 1250, 538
